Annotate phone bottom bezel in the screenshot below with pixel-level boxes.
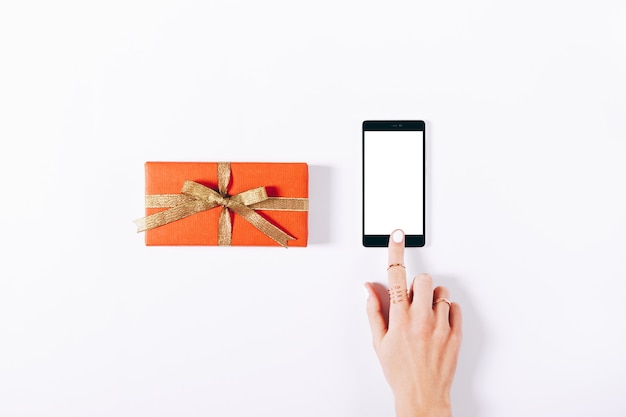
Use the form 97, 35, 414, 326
363, 235, 425, 247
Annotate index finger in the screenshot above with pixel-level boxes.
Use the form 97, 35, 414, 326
387, 229, 408, 308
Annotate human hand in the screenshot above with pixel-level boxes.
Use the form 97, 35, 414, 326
364, 229, 462, 417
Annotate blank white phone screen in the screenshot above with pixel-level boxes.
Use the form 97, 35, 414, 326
364, 130, 424, 235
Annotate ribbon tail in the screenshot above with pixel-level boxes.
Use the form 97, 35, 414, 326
228, 202, 295, 248
218, 206, 232, 246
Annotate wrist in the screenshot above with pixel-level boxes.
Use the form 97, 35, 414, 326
395, 399, 452, 417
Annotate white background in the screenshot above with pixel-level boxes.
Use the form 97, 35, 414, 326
1, 1, 626, 416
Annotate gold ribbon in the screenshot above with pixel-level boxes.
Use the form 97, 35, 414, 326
134, 162, 308, 248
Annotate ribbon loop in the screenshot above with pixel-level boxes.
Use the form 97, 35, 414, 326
218, 206, 232, 246
181, 180, 223, 205
229, 186, 267, 206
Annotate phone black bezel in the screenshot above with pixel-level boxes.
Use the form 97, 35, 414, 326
362, 120, 426, 247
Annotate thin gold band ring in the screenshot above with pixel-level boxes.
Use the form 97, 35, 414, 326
387, 263, 406, 271
433, 297, 452, 308
388, 286, 409, 304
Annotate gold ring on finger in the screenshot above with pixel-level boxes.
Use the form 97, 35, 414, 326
388, 286, 409, 304
433, 297, 452, 308
387, 263, 406, 271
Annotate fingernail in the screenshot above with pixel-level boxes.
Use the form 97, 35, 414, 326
392, 229, 404, 243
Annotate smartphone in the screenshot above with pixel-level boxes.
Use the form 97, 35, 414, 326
362, 120, 425, 247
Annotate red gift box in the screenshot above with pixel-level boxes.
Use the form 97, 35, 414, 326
135, 162, 308, 247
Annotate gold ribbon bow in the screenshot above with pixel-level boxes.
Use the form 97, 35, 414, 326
134, 162, 308, 248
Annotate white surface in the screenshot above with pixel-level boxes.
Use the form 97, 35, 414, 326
1, 1, 626, 416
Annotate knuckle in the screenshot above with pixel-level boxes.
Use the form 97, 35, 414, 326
388, 269, 406, 282
391, 310, 410, 326
434, 285, 449, 294
415, 273, 433, 285
412, 319, 435, 338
